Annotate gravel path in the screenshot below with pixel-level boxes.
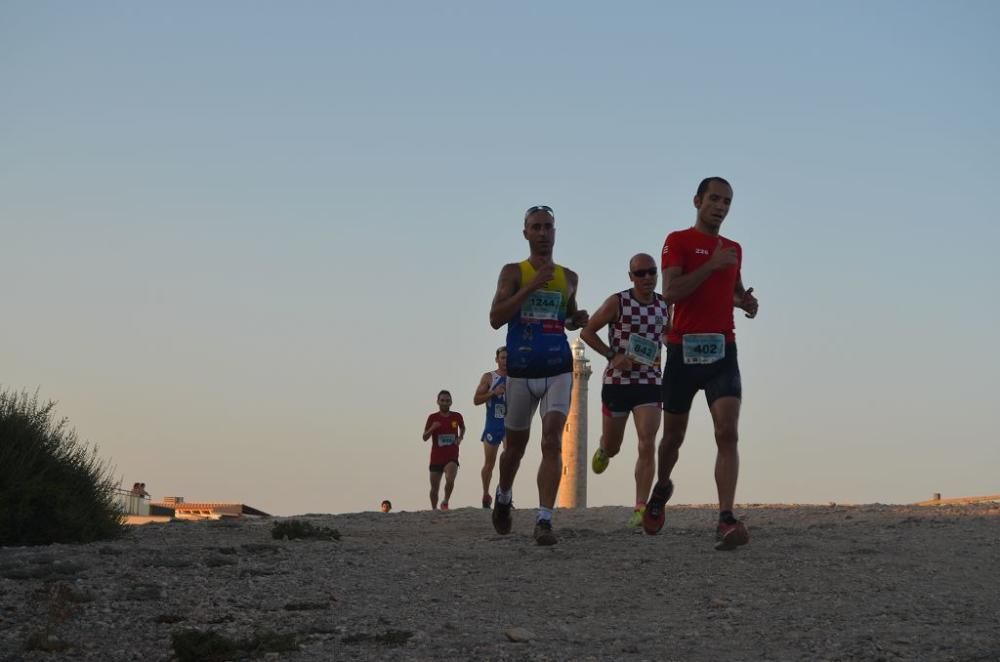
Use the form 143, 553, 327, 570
2, 504, 998, 661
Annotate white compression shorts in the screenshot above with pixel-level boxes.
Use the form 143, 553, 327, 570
504, 373, 573, 431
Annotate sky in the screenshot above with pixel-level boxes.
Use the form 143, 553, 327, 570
2, 2, 998, 515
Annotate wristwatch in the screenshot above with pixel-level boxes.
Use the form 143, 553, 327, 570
605, 349, 615, 360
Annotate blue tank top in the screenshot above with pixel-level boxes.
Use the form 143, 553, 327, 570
484, 372, 506, 434
505, 261, 573, 378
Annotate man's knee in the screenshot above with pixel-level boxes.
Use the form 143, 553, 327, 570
541, 422, 564, 441
714, 422, 738, 448
637, 436, 656, 459
539, 434, 562, 459
504, 431, 529, 454
662, 427, 686, 451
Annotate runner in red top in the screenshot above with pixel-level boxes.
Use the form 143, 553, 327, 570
642, 177, 760, 552
421, 390, 465, 511
663, 229, 741, 344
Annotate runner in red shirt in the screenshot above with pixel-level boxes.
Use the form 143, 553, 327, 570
421, 390, 465, 511
643, 177, 759, 551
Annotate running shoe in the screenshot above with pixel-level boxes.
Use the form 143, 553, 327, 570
440, 502, 449, 512
492, 499, 513, 535
482, 494, 493, 509
533, 520, 557, 546
591, 447, 610, 474
714, 519, 750, 551
642, 480, 674, 536
627, 506, 646, 529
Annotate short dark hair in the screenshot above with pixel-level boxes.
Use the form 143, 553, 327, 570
695, 177, 732, 198
381, 500, 391, 507
438, 390, 451, 398
495, 346, 506, 358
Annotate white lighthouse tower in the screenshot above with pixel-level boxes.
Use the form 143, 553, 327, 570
558, 337, 592, 509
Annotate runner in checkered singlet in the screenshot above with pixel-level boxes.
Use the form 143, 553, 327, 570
580, 253, 669, 526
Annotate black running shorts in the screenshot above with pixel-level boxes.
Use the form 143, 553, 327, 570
661, 343, 741, 414
601, 383, 662, 415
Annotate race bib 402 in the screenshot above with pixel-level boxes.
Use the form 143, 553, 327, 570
682, 334, 725, 365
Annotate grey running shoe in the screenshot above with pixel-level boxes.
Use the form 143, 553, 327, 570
533, 520, 557, 546
492, 499, 512, 535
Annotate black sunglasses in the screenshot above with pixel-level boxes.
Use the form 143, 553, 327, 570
524, 205, 554, 219
631, 268, 657, 278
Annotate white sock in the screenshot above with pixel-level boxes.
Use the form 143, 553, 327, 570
496, 488, 512, 505
537, 507, 553, 523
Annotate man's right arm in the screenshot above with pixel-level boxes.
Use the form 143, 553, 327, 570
422, 417, 437, 441
473, 372, 493, 405
663, 240, 738, 302
580, 294, 619, 359
663, 264, 713, 302
489, 263, 527, 329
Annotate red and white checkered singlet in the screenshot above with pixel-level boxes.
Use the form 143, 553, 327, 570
603, 289, 670, 385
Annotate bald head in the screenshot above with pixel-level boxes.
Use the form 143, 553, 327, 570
627, 253, 658, 299
629, 253, 656, 272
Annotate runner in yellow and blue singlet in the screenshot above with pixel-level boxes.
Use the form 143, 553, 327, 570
506, 260, 573, 378
488, 204, 589, 546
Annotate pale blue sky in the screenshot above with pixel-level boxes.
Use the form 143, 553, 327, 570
2, 2, 998, 515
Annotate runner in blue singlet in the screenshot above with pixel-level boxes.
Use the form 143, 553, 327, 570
473, 347, 508, 509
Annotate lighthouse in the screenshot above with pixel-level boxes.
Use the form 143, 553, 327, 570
558, 337, 592, 509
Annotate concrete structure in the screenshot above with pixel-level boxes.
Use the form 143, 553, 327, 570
558, 337, 592, 508
155, 500, 270, 521
118, 492, 270, 525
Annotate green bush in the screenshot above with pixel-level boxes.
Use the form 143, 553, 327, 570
0, 389, 125, 545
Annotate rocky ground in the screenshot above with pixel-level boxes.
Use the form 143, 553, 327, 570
1, 504, 999, 661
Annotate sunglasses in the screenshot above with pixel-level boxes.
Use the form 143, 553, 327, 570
631, 268, 657, 278
524, 205, 554, 219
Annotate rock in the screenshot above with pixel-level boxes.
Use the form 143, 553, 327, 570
505, 627, 535, 642
205, 554, 238, 567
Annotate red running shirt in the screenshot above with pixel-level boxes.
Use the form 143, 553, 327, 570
661, 227, 741, 344
425, 412, 464, 465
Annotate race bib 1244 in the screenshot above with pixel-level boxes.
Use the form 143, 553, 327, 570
521, 290, 562, 321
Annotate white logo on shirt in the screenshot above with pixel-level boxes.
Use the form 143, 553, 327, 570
695, 249, 709, 255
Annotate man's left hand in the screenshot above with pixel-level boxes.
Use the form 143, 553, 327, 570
735, 287, 759, 319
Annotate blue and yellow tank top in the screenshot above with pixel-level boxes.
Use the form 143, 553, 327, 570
505, 261, 573, 378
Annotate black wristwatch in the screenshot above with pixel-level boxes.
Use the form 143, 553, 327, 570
605, 349, 615, 360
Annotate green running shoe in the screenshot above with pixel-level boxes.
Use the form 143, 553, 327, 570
591, 447, 610, 474
627, 506, 646, 528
